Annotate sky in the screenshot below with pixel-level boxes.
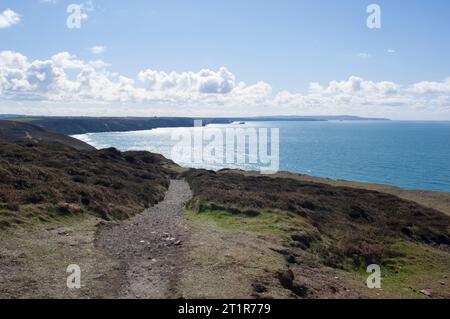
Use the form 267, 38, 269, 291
0, 0, 450, 120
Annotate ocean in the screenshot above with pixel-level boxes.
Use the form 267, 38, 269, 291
73, 121, 450, 192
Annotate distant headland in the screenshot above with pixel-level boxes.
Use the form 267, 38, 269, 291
0, 114, 390, 135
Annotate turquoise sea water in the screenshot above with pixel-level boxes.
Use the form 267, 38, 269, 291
73, 121, 450, 192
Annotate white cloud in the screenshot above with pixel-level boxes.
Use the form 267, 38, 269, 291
356, 52, 372, 59
0, 9, 21, 29
82, 0, 95, 12
408, 78, 450, 94
0, 50, 449, 119
0, 51, 28, 68
88, 60, 111, 69
90, 46, 106, 54
387, 49, 396, 54
51, 52, 84, 69
138, 67, 236, 94
313, 76, 400, 95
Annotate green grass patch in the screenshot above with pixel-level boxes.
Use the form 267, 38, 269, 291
355, 240, 450, 298
185, 207, 313, 241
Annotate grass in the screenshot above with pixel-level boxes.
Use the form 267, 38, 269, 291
0, 203, 73, 229
181, 208, 292, 298
183, 206, 383, 298
186, 207, 314, 242
184, 170, 450, 275
5, 118, 41, 123
186, 201, 450, 298
355, 240, 450, 298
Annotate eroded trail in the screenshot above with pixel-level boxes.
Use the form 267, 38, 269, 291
95, 179, 192, 299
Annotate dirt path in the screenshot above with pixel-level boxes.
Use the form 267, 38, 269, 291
95, 179, 192, 299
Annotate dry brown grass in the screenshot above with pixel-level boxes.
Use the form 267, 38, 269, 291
240, 170, 450, 217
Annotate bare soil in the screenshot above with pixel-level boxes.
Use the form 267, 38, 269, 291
95, 180, 192, 299
0, 215, 121, 299
179, 210, 375, 299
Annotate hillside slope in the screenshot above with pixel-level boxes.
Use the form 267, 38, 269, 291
182, 169, 450, 298
0, 124, 181, 298
0, 120, 95, 151
10, 117, 230, 135
0, 141, 178, 228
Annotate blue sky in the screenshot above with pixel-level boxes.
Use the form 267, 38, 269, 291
1, 0, 450, 119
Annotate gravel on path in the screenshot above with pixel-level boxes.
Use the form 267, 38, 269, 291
95, 179, 192, 299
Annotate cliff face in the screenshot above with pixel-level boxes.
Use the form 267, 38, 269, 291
24, 117, 231, 135
1, 116, 389, 136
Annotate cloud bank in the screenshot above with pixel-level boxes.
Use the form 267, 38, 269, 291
0, 51, 449, 119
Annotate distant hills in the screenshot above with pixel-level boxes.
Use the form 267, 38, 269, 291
226, 115, 390, 122
0, 115, 390, 135
1, 117, 230, 135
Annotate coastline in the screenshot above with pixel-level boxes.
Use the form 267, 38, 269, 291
68, 119, 450, 194
1, 119, 450, 299
70, 128, 450, 216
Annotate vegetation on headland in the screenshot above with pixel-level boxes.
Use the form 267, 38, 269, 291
0, 123, 176, 228
0, 120, 95, 151
182, 169, 450, 298
2, 117, 231, 135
